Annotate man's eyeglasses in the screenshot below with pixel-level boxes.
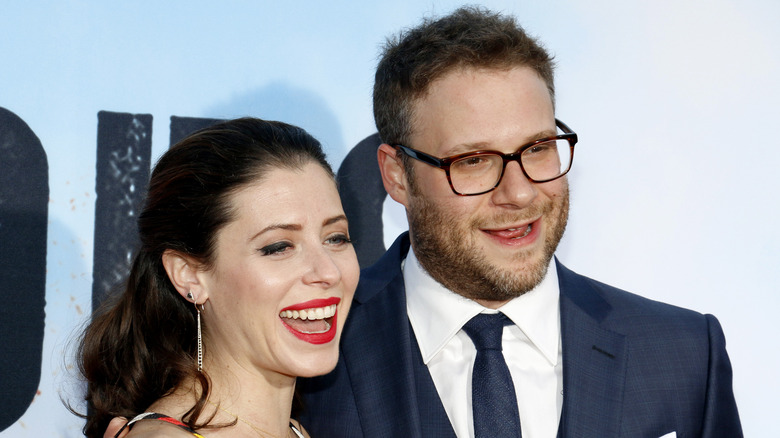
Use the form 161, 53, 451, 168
394, 119, 578, 196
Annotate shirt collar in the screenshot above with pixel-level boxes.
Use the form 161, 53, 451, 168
405, 249, 561, 366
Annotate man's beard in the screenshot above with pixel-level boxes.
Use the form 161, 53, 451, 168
407, 186, 569, 303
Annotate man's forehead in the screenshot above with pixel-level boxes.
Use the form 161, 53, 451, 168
407, 67, 555, 153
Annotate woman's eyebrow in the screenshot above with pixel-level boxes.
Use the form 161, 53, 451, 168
249, 223, 302, 242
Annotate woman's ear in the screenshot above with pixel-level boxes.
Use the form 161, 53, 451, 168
161, 250, 209, 303
377, 143, 411, 208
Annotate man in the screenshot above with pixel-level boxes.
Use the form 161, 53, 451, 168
297, 6, 742, 438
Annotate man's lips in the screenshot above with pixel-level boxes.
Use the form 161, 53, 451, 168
279, 297, 341, 345
481, 218, 541, 245
484, 224, 532, 239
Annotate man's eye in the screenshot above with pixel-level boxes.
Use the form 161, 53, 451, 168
526, 141, 556, 154
455, 156, 489, 169
259, 242, 293, 256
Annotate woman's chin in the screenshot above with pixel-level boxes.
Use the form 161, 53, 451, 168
292, 353, 339, 378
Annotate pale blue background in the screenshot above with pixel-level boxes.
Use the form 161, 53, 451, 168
1, 1, 778, 436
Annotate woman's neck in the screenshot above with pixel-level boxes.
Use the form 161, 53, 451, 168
209, 366, 297, 437
149, 358, 297, 437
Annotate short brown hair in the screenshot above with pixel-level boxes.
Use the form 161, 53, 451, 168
373, 6, 555, 148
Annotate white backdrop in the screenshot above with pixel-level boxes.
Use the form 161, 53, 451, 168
1, 1, 777, 436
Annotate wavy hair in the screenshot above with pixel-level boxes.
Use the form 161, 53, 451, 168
76, 117, 332, 437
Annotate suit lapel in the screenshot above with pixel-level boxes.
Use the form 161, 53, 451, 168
340, 234, 455, 437
344, 240, 630, 437
557, 261, 627, 437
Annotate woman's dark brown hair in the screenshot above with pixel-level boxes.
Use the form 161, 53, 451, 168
76, 117, 332, 437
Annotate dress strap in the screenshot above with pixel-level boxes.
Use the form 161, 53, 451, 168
114, 413, 205, 437
290, 421, 305, 438
115, 412, 302, 437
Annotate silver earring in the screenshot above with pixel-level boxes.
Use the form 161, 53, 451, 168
185, 292, 203, 371
196, 303, 203, 372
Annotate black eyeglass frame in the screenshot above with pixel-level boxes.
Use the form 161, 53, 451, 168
394, 118, 578, 196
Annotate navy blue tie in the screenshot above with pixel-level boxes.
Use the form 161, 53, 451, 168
462, 313, 522, 438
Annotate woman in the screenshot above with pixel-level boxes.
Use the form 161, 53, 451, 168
76, 118, 359, 437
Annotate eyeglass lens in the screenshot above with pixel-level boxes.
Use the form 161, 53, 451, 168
449, 139, 571, 194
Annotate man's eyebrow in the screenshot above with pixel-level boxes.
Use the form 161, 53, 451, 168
445, 129, 559, 155
527, 128, 558, 142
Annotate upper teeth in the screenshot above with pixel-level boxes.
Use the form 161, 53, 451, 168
506, 224, 531, 232
508, 225, 532, 238
507, 225, 531, 231
280, 304, 337, 320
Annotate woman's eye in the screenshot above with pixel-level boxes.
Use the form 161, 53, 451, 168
326, 234, 352, 246
259, 241, 293, 256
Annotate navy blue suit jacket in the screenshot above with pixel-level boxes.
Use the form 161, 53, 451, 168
298, 233, 742, 437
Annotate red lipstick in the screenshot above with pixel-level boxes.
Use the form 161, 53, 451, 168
280, 297, 341, 345
280, 297, 341, 312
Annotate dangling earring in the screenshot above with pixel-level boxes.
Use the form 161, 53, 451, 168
196, 301, 204, 372
188, 292, 203, 372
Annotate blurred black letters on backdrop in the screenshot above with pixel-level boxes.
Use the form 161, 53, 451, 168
0, 108, 385, 430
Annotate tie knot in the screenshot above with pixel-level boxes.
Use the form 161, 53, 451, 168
462, 313, 511, 351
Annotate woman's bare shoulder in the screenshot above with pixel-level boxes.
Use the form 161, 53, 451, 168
125, 418, 197, 438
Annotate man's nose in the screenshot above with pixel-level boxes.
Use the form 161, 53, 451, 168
489, 160, 537, 208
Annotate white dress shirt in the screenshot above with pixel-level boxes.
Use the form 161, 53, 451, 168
405, 249, 563, 438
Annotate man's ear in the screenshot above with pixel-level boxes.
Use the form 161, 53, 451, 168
161, 250, 209, 303
378, 143, 411, 208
